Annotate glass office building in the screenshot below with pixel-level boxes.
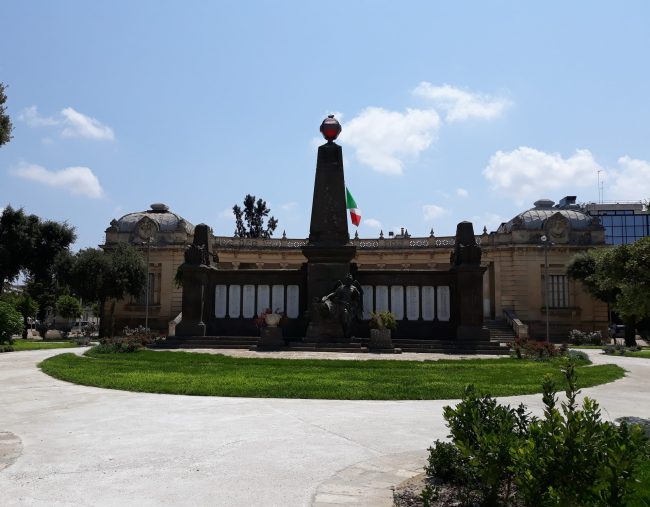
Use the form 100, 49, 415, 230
585, 202, 650, 245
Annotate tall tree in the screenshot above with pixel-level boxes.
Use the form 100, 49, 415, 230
1, 292, 39, 340
232, 194, 278, 238
0, 82, 12, 147
568, 237, 650, 346
69, 244, 146, 337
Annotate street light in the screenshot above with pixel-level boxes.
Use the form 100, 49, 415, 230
144, 236, 153, 331
540, 235, 551, 342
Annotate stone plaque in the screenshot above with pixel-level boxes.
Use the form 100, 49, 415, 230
272, 285, 285, 313
215, 285, 227, 318
375, 285, 389, 312
421, 286, 435, 321
242, 284, 255, 318
286, 285, 299, 318
362, 285, 373, 320
437, 286, 450, 322
390, 286, 404, 320
228, 285, 241, 318
406, 286, 419, 320
257, 285, 270, 314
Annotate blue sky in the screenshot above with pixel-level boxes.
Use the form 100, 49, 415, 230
1, 1, 650, 249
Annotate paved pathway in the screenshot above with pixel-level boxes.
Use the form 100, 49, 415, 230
0, 348, 648, 506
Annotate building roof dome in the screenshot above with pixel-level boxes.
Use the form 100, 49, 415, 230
498, 198, 592, 233
111, 203, 194, 235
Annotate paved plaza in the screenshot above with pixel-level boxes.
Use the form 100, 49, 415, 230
1, 348, 649, 506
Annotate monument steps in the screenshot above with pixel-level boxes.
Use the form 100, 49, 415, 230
391, 339, 509, 355
155, 336, 260, 349
484, 319, 517, 342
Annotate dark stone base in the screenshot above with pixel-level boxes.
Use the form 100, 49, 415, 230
305, 320, 348, 342
369, 328, 394, 350
456, 325, 490, 341
257, 327, 284, 350
175, 321, 206, 337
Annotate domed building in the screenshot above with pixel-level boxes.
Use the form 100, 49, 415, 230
102, 196, 610, 341
103, 203, 194, 333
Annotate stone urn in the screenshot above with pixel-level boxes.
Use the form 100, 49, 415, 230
369, 328, 393, 350
264, 313, 282, 328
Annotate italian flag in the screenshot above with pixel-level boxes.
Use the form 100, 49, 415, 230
346, 187, 361, 227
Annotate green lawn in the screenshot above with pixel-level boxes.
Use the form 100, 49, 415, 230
12, 339, 80, 351
38, 350, 625, 400
625, 349, 650, 359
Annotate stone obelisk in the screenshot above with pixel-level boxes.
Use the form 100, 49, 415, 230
302, 116, 356, 339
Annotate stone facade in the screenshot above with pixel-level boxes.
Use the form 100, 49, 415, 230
102, 197, 609, 340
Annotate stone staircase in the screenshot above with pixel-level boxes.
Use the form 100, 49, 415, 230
156, 336, 259, 350
156, 334, 510, 354
484, 319, 517, 343
390, 339, 508, 355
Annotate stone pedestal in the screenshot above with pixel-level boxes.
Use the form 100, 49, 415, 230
257, 327, 284, 350
176, 264, 206, 337
369, 328, 394, 350
453, 265, 489, 341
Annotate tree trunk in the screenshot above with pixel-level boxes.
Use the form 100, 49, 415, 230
22, 315, 28, 340
624, 317, 637, 347
98, 299, 108, 339
110, 300, 116, 338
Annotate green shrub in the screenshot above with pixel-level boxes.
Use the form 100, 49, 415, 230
0, 300, 23, 344
424, 359, 649, 506
510, 337, 560, 361
0, 343, 15, 352
97, 325, 157, 352
369, 311, 397, 331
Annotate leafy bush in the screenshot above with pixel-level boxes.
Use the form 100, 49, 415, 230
94, 325, 156, 353
569, 328, 605, 346
510, 336, 560, 360
0, 343, 15, 353
0, 300, 23, 344
369, 311, 397, 331
424, 360, 649, 506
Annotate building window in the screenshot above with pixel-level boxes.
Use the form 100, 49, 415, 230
545, 274, 568, 308
134, 269, 161, 305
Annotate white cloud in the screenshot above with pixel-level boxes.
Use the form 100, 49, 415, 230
456, 188, 469, 198
12, 164, 103, 198
471, 212, 505, 233
217, 207, 233, 219
607, 156, 650, 201
413, 82, 511, 122
422, 204, 448, 220
18, 106, 59, 127
280, 201, 298, 211
60, 107, 114, 140
340, 107, 441, 174
483, 147, 600, 203
363, 218, 382, 230
18, 105, 114, 141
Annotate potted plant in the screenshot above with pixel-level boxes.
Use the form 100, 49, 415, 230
368, 311, 397, 350
255, 308, 285, 350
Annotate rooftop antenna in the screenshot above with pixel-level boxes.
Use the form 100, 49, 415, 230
597, 170, 602, 203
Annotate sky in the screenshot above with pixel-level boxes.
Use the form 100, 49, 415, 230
1, 1, 650, 250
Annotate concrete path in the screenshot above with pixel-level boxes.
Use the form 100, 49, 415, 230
0, 348, 648, 507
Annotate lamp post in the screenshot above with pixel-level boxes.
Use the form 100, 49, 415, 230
144, 236, 152, 330
540, 235, 551, 342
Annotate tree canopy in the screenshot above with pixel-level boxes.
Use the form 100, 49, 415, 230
0, 82, 12, 147
567, 237, 650, 346
232, 194, 278, 238
0, 207, 76, 320
68, 244, 146, 337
